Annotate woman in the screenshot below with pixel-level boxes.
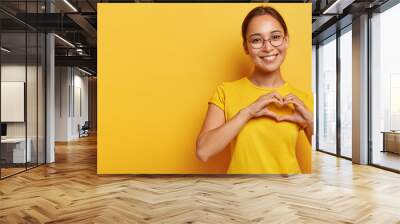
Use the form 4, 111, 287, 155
196, 6, 313, 174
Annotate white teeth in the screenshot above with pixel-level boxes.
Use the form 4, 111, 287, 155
261, 55, 277, 62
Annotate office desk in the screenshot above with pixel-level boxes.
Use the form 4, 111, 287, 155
381, 131, 400, 154
1, 138, 31, 163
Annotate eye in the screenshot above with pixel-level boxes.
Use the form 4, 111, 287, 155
271, 35, 282, 41
250, 37, 263, 44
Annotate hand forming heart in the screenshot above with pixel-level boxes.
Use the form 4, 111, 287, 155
243, 92, 313, 129
277, 93, 313, 128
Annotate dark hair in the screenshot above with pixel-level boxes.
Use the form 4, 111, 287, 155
241, 6, 288, 42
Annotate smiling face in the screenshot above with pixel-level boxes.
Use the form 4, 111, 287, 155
243, 14, 288, 74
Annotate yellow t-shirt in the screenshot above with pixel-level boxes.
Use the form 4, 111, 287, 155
209, 76, 313, 174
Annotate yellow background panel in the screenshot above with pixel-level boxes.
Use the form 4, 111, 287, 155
98, 3, 312, 174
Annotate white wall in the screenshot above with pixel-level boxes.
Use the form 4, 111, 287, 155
1, 65, 38, 137
72, 72, 89, 138
1, 63, 46, 164
1, 65, 26, 135
55, 66, 70, 141
55, 67, 89, 141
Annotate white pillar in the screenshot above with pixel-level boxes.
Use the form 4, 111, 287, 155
46, 1, 55, 163
352, 14, 369, 164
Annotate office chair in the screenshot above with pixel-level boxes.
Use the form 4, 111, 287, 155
79, 121, 90, 138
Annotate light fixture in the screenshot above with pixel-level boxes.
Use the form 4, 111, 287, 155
1, 47, 11, 53
63, 0, 78, 12
322, 0, 355, 15
54, 34, 75, 48
76, 48, 86, 55
77, 67, 93, 76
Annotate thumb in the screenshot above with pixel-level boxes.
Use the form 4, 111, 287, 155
263, 110, 279, 121
278, 115, 295, 122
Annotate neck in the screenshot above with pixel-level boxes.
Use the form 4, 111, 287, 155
248, 67, 285, 88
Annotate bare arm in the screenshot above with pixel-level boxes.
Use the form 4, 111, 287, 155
303, 121, 313, 144
196, 105, 251, 162
196, 92, 282, 162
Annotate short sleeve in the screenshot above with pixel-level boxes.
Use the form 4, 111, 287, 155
208, 84, 225, 111
304, 91, 314, 113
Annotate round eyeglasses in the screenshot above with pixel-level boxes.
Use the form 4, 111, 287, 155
248, 34, 284, 49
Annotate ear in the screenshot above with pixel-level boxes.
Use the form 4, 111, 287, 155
284, 35, 289, 47
243, 41, 249, 55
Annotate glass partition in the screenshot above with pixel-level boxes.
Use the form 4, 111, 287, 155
1, 30, 28, 177
0, 1, 46, 179
27, 30, 38, 169
371, 3, 400, 171
317, 35, 337, 155
38, 32, 45, 165
339, 27, 352, 158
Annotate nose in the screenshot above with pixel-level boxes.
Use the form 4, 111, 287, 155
262, 40, 274, 51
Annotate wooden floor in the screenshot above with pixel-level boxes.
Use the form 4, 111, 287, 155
1, 163, 44, 178
0, 167, 26, 178
1, 134, 400, 224
372, 150, 400, 171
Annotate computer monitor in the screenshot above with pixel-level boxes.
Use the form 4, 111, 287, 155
1, 123, 7, 137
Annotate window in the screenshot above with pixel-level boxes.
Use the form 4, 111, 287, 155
371, 2, 400, 171
317, 35, 337, 154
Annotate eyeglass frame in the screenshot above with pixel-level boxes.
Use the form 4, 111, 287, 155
247, 33, 286, 49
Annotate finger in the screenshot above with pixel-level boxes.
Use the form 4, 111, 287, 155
253, 107, 267, 117
284, 94, 304, 106
254, 108, 278, 120
263, 109, 279, 120
284, 98, 300, 107
284, 98, 306, 112
266, 92, 283, 102
268, 98, 283, 106
283, 93, 293, 99
283, 95, 295, 104
253, 106, 269, 117
285, 99, 309, 115
272, 95, 284, 105
265, 92, 284, 105
272, 93, 284, 103
284, 93, 299, 100
258, 96, 280, 108
277, 114, 296, 122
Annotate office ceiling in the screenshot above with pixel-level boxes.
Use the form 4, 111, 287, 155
0, 0, 394, 75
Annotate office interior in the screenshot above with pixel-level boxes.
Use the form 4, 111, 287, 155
0, 0, 97, 179
0, 0, 399, 222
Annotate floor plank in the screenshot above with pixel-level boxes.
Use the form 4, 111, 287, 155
0, 134, 400, 223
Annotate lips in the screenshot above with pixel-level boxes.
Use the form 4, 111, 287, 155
260, 54, 278, 63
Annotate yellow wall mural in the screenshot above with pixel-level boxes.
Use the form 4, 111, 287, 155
98, 3, 312, 174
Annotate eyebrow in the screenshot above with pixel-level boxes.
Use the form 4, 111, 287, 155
248, 30, 283, 38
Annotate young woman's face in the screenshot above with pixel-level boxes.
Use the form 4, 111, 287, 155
244, 14, 288, 74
